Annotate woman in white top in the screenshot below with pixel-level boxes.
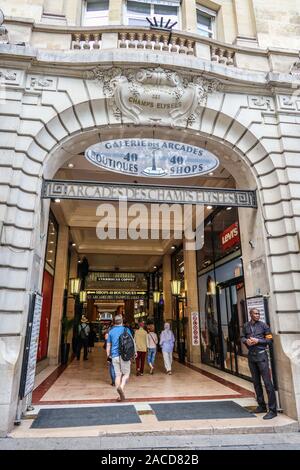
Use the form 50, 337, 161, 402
147, 324, 158, 374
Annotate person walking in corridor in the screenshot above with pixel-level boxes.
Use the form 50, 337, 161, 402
106, 314, 136, 401
241, 308, 277, 420
147, 323, 158, 374
104, 321, 116, 386
77, 315, 90, 361
160, 322, 175, 375
135, 322, 148, 376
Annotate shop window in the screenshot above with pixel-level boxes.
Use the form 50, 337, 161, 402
126, 1, 179, 27
45, 213, 58, 274
83, 0, 109, 26
197, 207, 241, 271
196, 5, 216, 38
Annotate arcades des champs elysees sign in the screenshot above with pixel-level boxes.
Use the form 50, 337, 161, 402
85, 138, 219, 178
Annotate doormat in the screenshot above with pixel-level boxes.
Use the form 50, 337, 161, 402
150, 401, 255, 421
31, 405, 141, 429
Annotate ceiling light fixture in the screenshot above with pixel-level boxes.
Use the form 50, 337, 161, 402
68, 163, 75, 168
206, 205, 213, 210
54, 199, 61, 203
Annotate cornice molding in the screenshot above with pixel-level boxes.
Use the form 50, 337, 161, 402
0, 45, 299, 93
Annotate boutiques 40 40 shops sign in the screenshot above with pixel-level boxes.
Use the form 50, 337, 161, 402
85, 139, 219, 178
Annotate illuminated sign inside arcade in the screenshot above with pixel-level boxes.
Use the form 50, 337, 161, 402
85, 139, 219, 178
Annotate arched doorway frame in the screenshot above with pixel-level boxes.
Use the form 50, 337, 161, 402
2, 76, 300, 435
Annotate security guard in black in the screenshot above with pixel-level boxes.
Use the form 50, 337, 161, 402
241, 308, 277, 419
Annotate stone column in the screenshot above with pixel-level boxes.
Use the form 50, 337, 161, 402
108, 0, 123, 25
66, 249, 78, 343
163, 254, 172, 321
181, 0, 197, 32
183, 239, 201, 363
47, 225, 69, 365
232, 0, 257, 46
124, 299, 135, 324
86, 298, 94, 322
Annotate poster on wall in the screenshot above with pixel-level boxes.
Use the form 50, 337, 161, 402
19, 293, 43, 399
246, 296, 266, 323
191, 311, 200, 346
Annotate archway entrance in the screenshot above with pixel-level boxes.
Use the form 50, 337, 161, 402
27, 123, 264, 411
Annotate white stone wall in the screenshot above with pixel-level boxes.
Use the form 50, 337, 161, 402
0, 44, 300, 434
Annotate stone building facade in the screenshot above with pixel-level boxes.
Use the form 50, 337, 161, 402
0, 0, 300, 435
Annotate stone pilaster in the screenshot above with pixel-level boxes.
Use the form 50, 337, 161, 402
183, 239, 201, 364
47, 224, 69, 364
163, 254, 172, 321
108, 0, 123, 25
232, 0, 257, 46
66, 248, 78, 342
181, 0, 197, 32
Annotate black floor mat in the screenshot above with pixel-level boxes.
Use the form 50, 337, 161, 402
150, 401, 255, 421
31, 405, 141, 429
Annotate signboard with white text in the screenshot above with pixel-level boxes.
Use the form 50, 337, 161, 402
43, 180, 257, 208
220, 222, 240, 251
19, 293, 43, 399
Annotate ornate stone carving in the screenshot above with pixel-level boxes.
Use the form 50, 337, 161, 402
277, 94, 300, 111
0, 70, 17, 81
88, 66, 220, 126
248, 95, 275, 111
0, 69, 23, 87
26, 75, 58, 91
290, 53, 300, 78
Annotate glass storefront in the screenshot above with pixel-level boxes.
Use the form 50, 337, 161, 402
171, 248, 188, 362
197, 207, 251, 379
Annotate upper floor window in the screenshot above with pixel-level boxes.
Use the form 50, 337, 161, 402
126, 1, 179, 27
83, 0, 109, 26
197, 5, 216, 38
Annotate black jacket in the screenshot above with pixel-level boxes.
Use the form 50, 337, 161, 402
241, 320, 273, 353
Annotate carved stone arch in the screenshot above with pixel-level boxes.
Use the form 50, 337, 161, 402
18, 88, 300, 420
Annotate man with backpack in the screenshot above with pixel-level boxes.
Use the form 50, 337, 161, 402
106, 314, 136, 402
77, 315, 90, 361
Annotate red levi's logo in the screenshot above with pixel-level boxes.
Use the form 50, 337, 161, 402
220, 222, 240, 251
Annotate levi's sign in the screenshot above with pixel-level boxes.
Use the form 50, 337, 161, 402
220, 222, 240, 251
85, 139, 219, 178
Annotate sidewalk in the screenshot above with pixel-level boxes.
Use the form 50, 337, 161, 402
1, 432, 300, 450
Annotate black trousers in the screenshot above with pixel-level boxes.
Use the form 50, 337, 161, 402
77, 338, 88, 360
248, 352, 277, 412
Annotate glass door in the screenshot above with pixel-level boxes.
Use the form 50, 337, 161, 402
216, 279, 250, 377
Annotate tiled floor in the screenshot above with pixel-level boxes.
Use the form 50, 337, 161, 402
33, 344, 254, 405
9, 346, 297, 438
